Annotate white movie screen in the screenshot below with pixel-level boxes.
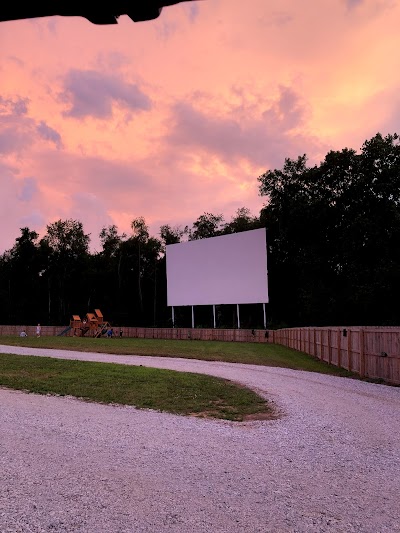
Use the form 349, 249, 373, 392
166, 228, 268, 307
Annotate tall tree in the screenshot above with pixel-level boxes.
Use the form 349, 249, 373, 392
40, 219, 91, 324
0, 228, 42, 323
99, 224, 126, 259
189, 212, 224, 240
222, 207, 260, 234
130, 217, 149, 314
258, 132, 400, 326
159, 224, 188, 246
99, 224, 126, 292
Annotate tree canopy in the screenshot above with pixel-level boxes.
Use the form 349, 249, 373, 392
0, 132, 399, 328
258, 132, 400, 326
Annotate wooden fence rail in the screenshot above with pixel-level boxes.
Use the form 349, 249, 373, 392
0, 324, 399, 385
273, 326, 400, 385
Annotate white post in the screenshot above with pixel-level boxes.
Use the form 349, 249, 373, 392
263, 303, 266, 329
237, 303, 240, 329
213, 305, 216, 328
172, 306, 175, 328
192, 306, 194, 329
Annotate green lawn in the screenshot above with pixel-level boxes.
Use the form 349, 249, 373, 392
0, 335, 355, 375
0, 336, 356, 421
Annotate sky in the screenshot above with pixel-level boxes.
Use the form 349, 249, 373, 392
1, 0, 400, 254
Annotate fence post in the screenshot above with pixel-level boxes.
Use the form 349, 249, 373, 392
359, 328, 365, 378
337, 328, 341, 368
314, 328, 317, 358
347, 329, 352, 372
327, 328, 332, 365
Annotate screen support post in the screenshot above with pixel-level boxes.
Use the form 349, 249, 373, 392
213, 305, 216, 328
237, 303, 240, 329
171, 306, 175, 328
191, 306, 194, 329
263, 303, 266, 329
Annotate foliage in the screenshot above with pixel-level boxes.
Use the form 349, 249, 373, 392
0, 132, 399, 327
188, 212, 225, 240
159, 224, 188, 247
222, 207, 261, 234
258, 132, 400, 326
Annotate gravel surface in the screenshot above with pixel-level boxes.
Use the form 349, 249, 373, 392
1, 344, 400, 533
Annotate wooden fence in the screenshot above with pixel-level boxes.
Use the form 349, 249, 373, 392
272, 327, 400, 386
0, 324, 271, 343
0, 325, 68, 337
1, 324, 399, 385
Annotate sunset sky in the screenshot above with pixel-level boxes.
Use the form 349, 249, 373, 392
1, 0, 399, 253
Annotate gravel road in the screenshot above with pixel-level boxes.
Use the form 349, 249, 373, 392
1, 345, 400, 533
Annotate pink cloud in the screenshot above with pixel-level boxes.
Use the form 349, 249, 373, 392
0, 96, 63, 155
166, 86, 324, 168
17, 177, 38, 202
36, 121, 63, 148
60, 69, 152, 119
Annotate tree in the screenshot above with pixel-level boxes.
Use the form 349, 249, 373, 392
130, 217, 149, 314
40, 219, 91, 324
110, 216, 163, 325
222, 207, 260, 234
189, 212, 224, 240
159, 224, 188, 247
0, 228, 43, 323
99, 224, 126, 258
258, 132, 400, 326
42, 219, 90, 257
93, 225, 128, 320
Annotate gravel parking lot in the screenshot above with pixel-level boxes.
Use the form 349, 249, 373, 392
1, 345, 400, 533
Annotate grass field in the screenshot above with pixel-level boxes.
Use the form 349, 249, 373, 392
0, 336, 356, 421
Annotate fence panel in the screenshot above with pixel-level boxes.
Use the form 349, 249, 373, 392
272, 326, 400, 385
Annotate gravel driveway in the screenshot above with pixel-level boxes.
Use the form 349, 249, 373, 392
1, 345, 400, 533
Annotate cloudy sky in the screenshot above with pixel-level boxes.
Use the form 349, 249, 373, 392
1, 0, 399, 253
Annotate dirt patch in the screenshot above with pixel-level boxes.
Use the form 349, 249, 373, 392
189, 402, 284, 423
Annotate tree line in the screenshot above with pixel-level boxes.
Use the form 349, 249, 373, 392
1, 132, 399, 329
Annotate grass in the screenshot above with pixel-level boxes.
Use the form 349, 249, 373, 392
0, 335, 356, 421
0, 335, 355, 375
0, 353, 271, 422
